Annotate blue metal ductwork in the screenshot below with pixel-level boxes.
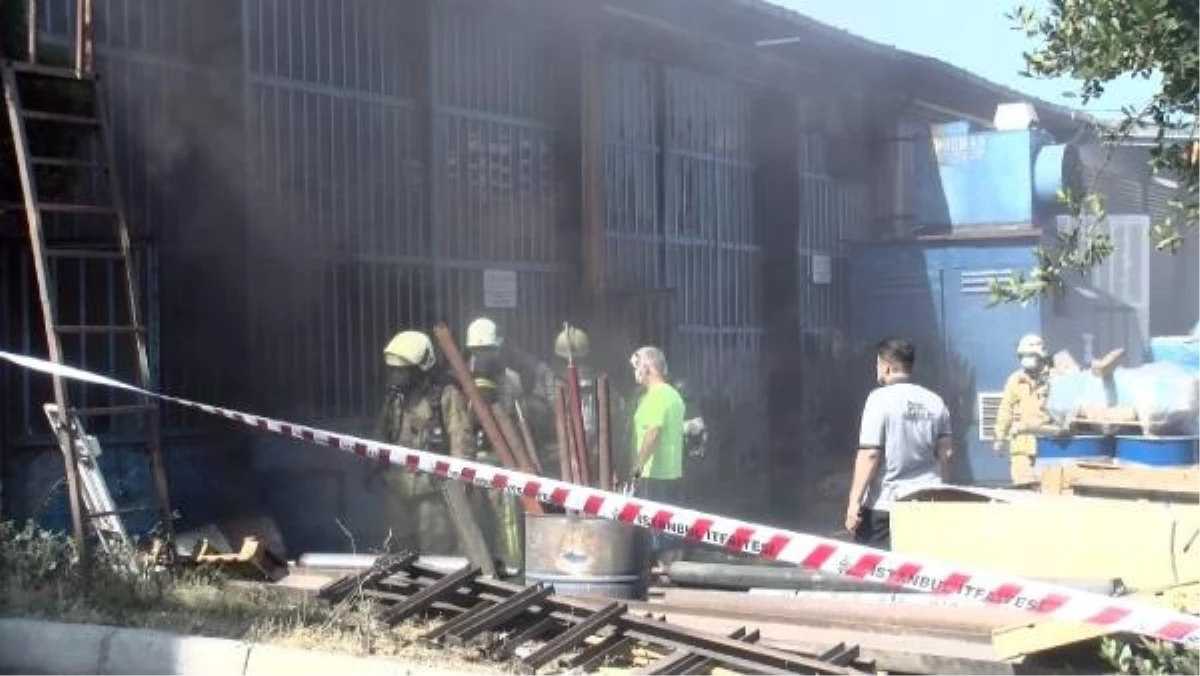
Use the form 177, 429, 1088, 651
925, 124, 1079, 228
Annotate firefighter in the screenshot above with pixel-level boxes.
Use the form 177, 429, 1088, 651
495, 324, 596, 479
376, 330, 472, 555
993, 334, 1053, 485
463, 317, 523, 569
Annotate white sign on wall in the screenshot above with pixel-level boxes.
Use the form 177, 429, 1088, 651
483, 269, 518, 309
811, 254, 832, 285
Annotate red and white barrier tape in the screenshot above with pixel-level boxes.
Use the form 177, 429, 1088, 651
1, 349, 1197, 647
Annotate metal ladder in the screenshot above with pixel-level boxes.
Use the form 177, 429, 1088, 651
43, 404, 134, 560
1, 58, 172, 559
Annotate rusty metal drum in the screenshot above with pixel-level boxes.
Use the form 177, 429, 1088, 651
523, 512, 647, 600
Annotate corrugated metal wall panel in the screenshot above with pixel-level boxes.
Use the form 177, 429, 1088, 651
431, 2, 570, 360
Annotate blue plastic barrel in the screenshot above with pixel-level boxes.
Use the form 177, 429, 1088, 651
1114, 436, 1200, 467
1036, 435, 1114, 466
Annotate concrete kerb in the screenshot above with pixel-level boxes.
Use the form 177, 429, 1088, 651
0, 618, 477, 675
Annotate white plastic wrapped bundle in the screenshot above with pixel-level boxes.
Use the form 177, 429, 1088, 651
1046, 363, 1200, 435
1046, 371, 1107, 425
1123, 362, 1200, 435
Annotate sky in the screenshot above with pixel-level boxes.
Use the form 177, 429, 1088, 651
771, 0, 1161, 121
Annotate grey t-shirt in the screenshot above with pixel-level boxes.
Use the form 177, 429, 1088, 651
857, 379, 951, 511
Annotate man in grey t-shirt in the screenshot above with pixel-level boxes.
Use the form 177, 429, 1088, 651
845, 337, 954, 550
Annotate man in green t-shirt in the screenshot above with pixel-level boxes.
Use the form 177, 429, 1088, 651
627, 346, 685, 566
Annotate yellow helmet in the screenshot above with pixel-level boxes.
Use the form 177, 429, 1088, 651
1016, 334, 1046, 358
383, 331, 436, 371
554, 325, 589, 359
465, 317, 502, 349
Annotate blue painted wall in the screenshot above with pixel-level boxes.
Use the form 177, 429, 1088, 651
5, 433, 252, 539
849, 241, 1041, 485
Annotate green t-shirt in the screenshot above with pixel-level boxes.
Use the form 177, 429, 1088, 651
631, 382, 685, 480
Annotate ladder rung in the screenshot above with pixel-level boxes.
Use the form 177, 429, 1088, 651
75, 404, 156, 416
54, 324, 144, 336
45, 247, 125, 260
21, 109, 99, 126
37, 202, 115, 216
9, 61, 95, 82
31, 156, 104, 171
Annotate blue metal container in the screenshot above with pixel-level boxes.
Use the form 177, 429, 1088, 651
1036, 435, 1114, 466
1114, 436, 1200, 467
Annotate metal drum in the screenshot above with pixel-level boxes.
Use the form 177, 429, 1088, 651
1036, 435, 1114, 468
523, 512, 647, 600
1114, 436, 1200, 467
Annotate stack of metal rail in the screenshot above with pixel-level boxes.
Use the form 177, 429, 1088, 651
316, 553, 872, 675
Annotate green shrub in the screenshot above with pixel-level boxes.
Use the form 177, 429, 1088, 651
1101, 636, 1200, 675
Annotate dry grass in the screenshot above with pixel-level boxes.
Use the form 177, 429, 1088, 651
0, 521, 513, 674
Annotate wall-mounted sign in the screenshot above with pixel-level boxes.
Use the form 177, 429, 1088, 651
932, 134, 986, 164
811, 254, 832, 285
483, 269, 518, 309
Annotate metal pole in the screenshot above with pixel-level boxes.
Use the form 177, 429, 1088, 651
27, 0, 38, 63
73, 0, 93, 75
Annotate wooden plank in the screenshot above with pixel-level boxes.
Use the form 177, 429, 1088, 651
440, 481, 497, 579
660, 588, 1025, 636
891, 495, 1200, 591
991, 583, 1200, 660
1040, 462, 1200, 500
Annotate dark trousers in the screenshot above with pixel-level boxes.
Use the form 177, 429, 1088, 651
637, 478, 682, 560
853, 508, 891, 551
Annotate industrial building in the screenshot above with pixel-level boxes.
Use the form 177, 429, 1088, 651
1, 0, 1193, 553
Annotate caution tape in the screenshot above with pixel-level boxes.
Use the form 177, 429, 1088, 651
1, 349, 1198, 647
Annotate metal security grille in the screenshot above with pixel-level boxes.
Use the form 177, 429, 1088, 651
602, 56, 764, 406
431, 3, 571, 356
19, 0, 248, 431
244, 0, 430, 421
796, 94, 863, 387
603, 53, 661, 291
663, 66, 762, 408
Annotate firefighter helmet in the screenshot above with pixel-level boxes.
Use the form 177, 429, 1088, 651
383, 331, 436, 371
554, 325, 589, 359
1016, 334, 1046, 358
466, 317, 502, 349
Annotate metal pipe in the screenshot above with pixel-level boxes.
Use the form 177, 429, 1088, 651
73, 0, 93, 75
562, 387, 583, 485
27, 0, 38, 63
666, 561, 1122, 596
297, 553, 517, 577
565, 391, 586, 486
494, 402, 536, 476
553, 385, 573, 483
514, 399, 543, 475
597, 374, 612, 491
563, 325, 591, 486
431, 323, 542, 514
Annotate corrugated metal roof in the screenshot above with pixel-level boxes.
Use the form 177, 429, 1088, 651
714, 0, 1092, 129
